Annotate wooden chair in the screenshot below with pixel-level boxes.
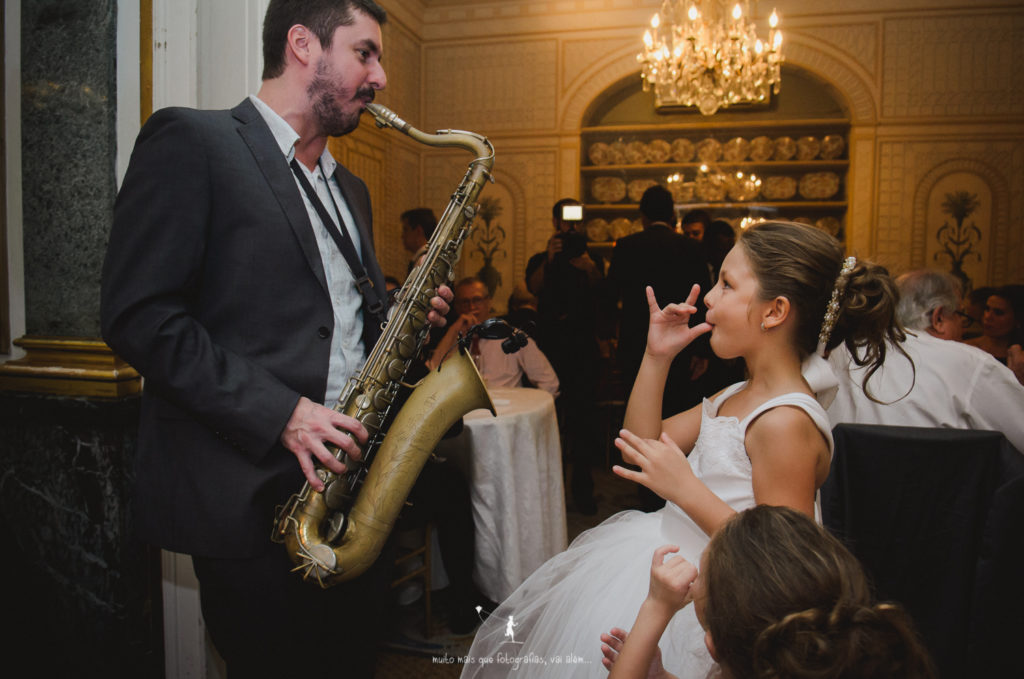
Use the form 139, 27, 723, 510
390, 521, 434, 638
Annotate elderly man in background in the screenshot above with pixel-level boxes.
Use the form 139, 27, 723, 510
827, 269, 1024, 453
429, 277, 560, 397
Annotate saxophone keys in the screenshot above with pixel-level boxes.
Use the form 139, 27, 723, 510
395, 334, 417, 359
372, 388, 393, 411
325, 512, 347, 543
360, 410, 383, 431
386, 358, 408, 381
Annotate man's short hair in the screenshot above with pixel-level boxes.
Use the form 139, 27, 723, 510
639, 185, 675, 224
681, 208, 711, 228
895, 269, 962, 331
262, 0, 387, 80
706, 219, 735, 241
401, 208, 437, 240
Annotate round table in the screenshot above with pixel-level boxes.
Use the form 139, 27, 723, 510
441, 387, 568, 602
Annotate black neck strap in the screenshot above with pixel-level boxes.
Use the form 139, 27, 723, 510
290, 158, 385, 323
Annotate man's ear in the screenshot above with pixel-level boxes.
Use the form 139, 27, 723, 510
286, 24, 316, 67
930, 307, 949, 335
704, 630, 719, 662
761, 295, 791, 331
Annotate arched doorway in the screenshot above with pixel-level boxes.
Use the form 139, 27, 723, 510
578, 64, 852, 253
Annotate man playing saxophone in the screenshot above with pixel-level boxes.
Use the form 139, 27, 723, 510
101, 1, 451, 676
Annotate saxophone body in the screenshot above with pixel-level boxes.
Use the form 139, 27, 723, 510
273, 104, 495, 587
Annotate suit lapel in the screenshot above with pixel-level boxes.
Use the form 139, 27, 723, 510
232, 99, 330, 297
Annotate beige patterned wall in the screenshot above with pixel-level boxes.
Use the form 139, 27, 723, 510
353, 0, 1024, 295
881, 13, 1024, 120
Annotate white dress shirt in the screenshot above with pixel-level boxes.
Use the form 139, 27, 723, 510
827, 332, 1024, 453
250, 95, 364, 403
474, 337, 560, 397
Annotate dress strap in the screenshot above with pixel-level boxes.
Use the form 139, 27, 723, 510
739, 393, 834, 455
709, 381, 748, 410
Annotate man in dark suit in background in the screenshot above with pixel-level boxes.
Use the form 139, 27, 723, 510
609, 185, 711, 418
525, 198, 610, 515
101, 1, 450, 676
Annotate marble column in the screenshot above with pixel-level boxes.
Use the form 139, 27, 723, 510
0, 1, 159, 674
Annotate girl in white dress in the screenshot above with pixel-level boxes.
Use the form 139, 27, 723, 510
461, 222, 903, 678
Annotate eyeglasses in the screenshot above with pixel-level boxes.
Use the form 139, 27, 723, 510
953, 309, 975, 326
457, 296, 490, 307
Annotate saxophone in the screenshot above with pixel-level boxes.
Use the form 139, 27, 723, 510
273, 104, 495, 587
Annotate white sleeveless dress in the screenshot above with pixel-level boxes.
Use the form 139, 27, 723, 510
461, 382, 833, 678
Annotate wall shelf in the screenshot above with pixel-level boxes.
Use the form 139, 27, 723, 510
580, 118, 850, 242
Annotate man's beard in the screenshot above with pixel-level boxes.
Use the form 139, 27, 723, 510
308, 60, 373, 137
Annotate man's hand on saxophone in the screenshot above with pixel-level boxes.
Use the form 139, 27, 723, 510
282, 289, 454, 490
426, 284, 454, 327
281, 397, 370, 491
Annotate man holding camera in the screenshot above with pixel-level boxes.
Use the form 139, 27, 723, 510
525, 199, 611, 515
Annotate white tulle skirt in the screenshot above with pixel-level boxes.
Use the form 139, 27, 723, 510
461, 505, 714, 678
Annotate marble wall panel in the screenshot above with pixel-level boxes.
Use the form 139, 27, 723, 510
0, 394, 160, 676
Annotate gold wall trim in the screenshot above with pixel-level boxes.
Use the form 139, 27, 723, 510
140, 0, 152, 123
0, 336, 141, 398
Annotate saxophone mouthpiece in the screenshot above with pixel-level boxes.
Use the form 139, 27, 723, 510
365, 103, 410, 134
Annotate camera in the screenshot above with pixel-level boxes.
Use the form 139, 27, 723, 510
556, 230, 588, 259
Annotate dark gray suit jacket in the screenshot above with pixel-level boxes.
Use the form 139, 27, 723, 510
101, 99, 386, 558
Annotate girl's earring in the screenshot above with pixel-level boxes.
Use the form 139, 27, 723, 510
760, 321, 766, 332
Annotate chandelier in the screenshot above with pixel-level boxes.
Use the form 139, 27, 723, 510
638, 0, 783, 115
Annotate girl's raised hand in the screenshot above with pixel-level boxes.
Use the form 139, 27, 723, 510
647, 545, 698, 614
613, 429, 697, 502
644, 285, 712, 360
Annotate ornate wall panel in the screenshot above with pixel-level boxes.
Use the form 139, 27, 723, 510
793, 22, 879, 83
423, 148, 557, 311
846, 131, 878, 258
882, 13, 1024, 119
875, 139, 1022, 286
423, 40, 558, 132
379, 19, 423, 127
562, 36, 636, 95
330, 128, 417, 283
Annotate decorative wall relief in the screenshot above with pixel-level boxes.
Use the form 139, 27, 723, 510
470, 196, 508, 299
924, 172, 991, 291
934, 191, 982, 292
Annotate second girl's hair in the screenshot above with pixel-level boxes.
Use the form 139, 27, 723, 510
739, 221, 905, 386
703, 506, 935, 679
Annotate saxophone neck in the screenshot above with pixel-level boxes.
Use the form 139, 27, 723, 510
365, 103, 493, 170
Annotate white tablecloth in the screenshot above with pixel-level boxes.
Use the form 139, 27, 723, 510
439, 387, 568, 602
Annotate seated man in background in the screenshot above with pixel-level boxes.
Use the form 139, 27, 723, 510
827, 268, 1024, 453
429, 277, 560, 397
